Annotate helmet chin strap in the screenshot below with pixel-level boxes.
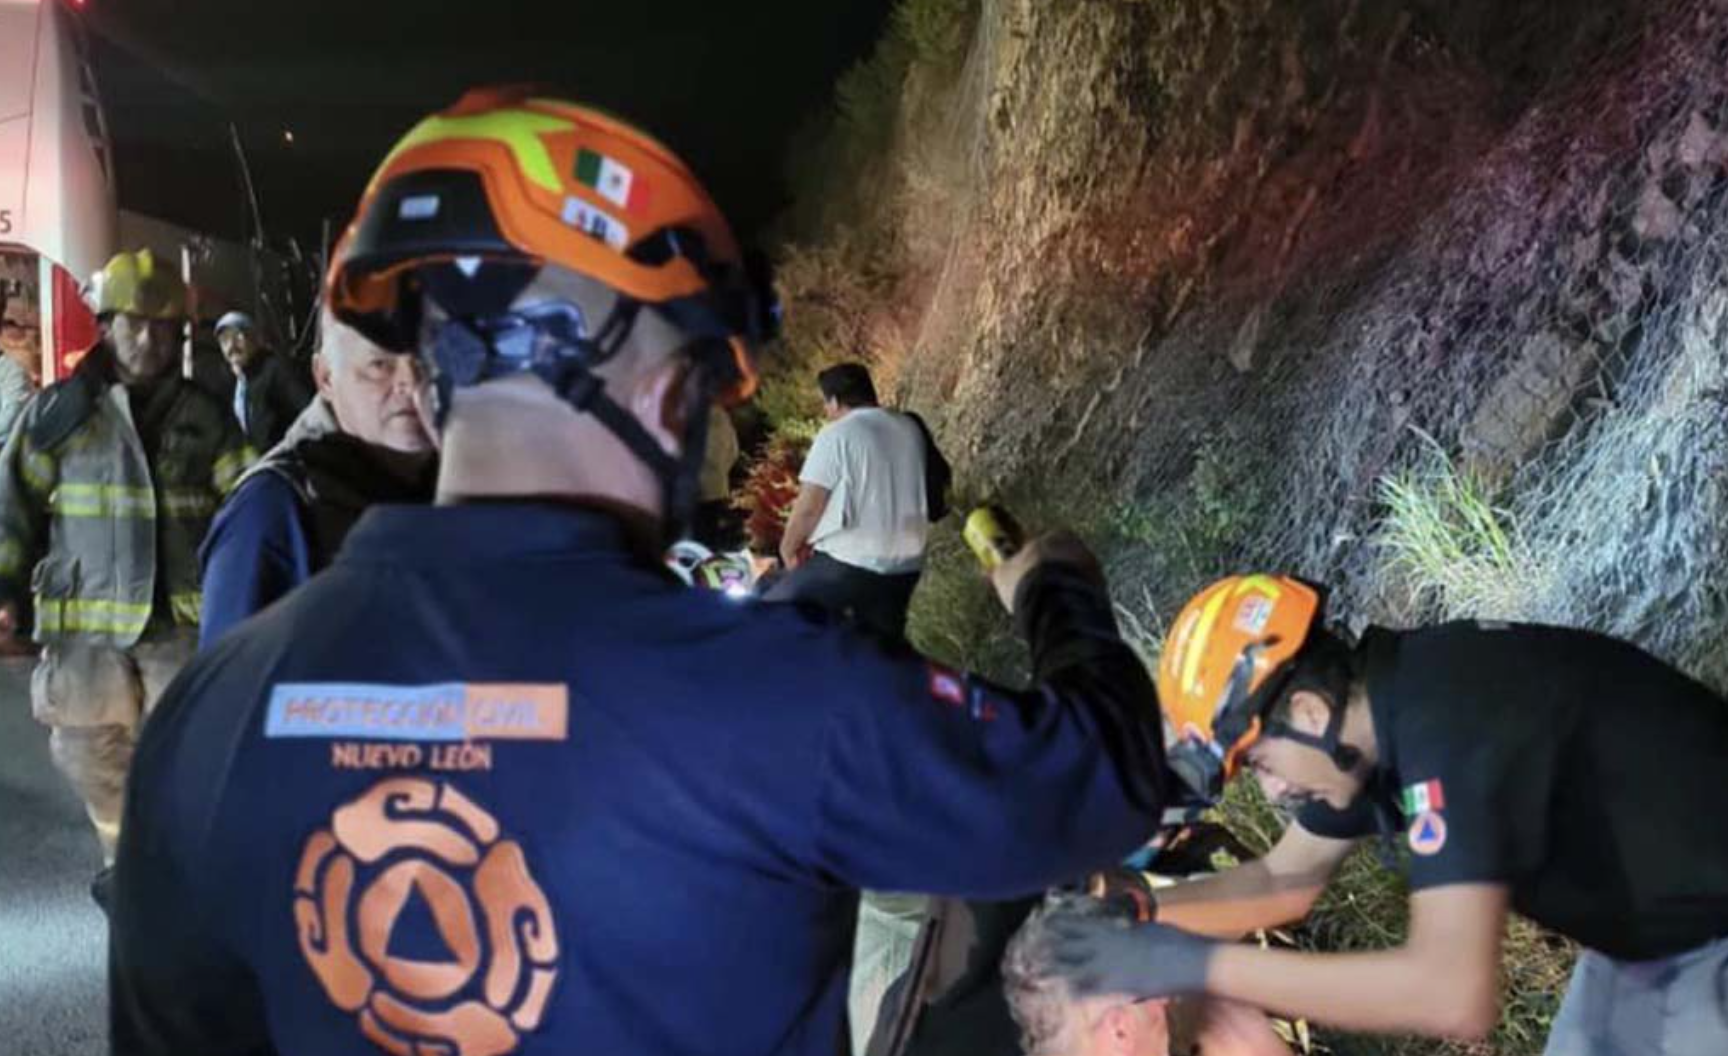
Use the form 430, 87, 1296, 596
1264, 698, 1364, 775
553, 362, 711, 542
427, 296, 713, 545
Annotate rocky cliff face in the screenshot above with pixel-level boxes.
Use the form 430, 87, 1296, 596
760, 5, 1728, 1052
778, 0, 1728, 689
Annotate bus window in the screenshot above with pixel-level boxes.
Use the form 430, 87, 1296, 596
0, 250, 43, 385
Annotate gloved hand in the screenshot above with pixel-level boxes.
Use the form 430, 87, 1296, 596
1086, 868, 1160, 923
1047, 915, 1219, 999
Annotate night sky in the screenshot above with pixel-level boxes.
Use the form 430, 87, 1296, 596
85, 0, 893, 249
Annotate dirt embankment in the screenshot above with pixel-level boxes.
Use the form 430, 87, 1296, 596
761, 4, 1728, 1053
778, 0, 1728, 687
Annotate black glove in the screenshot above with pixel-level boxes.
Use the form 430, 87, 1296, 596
1048, 916, 1219, 999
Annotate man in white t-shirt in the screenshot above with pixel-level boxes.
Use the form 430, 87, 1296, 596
770, 362, 938, 642
770, 361, 947, 1050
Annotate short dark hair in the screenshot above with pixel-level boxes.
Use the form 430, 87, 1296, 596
816, 362, 877, 408
1268, 627, 1359, 722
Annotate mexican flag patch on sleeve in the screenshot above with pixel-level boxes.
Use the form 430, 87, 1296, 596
1399, 778, 1446, 817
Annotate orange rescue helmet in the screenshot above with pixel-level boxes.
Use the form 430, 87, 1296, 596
326, 86, 775, 406
1158, 574, 1323, 799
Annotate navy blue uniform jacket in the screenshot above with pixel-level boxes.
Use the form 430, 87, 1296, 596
112, 503, 1165, 1056
199, 473, 314, 649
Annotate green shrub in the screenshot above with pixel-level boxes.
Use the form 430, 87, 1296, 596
734, 419, 823, 553
893, 0, 978, 67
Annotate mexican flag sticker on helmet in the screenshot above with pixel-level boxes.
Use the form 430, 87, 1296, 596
1234, 594, 1275, 635
575, 149, 651, 215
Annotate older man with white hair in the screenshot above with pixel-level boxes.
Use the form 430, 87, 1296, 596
196, 308, 435, 646
1004, 894, 1292, 1056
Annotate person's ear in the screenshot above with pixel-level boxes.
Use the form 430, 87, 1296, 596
632, 358, 694, 456
311, 351, 336, 401
1286, 689, 1332, 737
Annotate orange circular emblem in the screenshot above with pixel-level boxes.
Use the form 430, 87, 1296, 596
293, 778, 559, 1056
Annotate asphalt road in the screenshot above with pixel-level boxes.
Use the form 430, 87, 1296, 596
0, 657, 107, 1056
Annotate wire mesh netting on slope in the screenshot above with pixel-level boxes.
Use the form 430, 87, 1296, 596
826, 3, 1728, 1054
1242, 0, 1728, 684
772, 2, 1727, 1051
902, 0, 1728, 691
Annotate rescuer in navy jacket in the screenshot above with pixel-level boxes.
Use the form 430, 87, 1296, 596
198, 310, 437, 649
109, 89, 1170, 1056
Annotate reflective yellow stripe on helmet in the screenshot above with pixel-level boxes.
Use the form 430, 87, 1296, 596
34, 596, 154, 636
1231, 575, 1283, 600
1180, 582, 1235, 698
378, 109, 577, 195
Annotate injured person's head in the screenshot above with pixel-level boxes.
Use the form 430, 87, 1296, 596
1003, 892, 1292, 1056
1004, 893, 1175, 1056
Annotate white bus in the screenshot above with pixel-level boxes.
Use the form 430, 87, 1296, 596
1, 0, 115, 383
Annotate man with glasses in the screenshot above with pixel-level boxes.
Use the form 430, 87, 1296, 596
0, 249, 252, 905
214, 310, 313, 451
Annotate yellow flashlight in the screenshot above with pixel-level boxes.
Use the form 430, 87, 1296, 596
963, 506, 1024, 571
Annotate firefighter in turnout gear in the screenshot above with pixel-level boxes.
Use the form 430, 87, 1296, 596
0, 249, 253, 885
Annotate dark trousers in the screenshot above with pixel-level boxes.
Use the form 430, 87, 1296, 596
765, 551, 920, 643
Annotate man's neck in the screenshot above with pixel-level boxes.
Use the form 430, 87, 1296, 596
434, 391, 661, 516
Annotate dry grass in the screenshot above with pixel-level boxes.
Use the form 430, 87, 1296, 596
1375, 432, 1548, 622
